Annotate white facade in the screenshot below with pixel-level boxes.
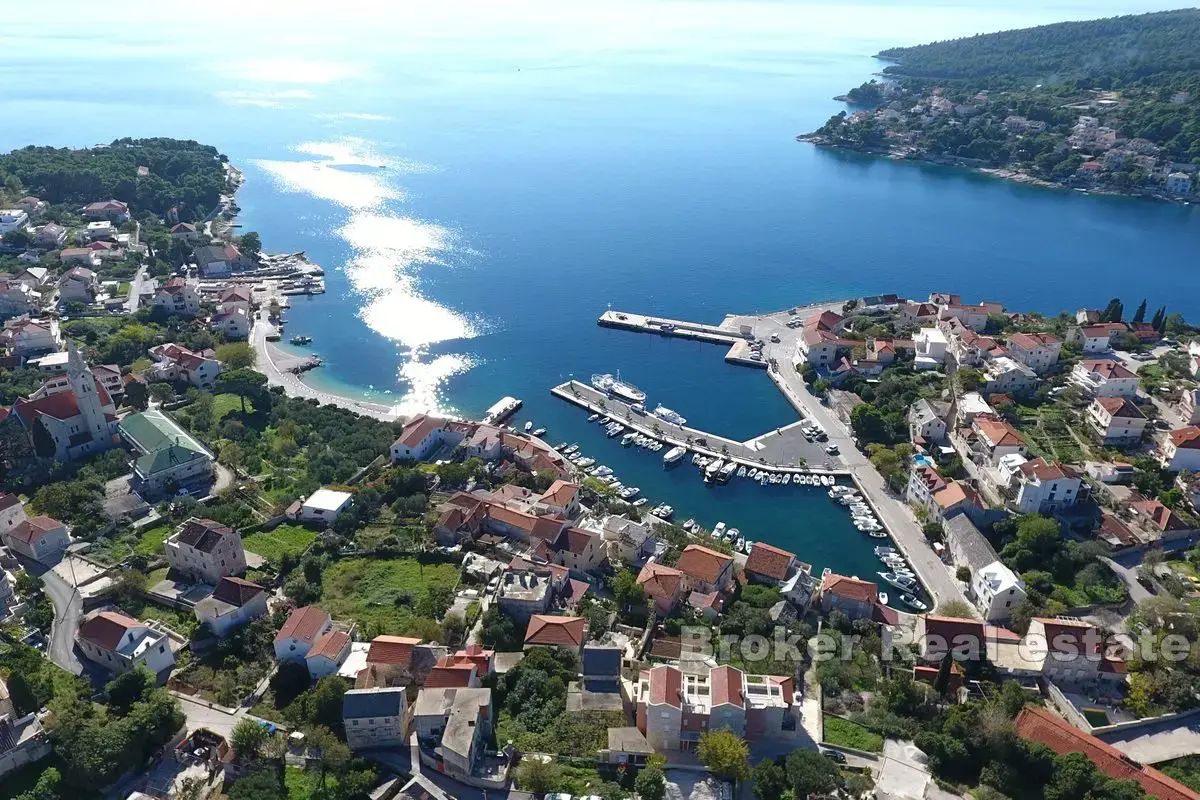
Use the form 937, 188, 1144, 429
1162, 430, 1200, 473
1070, 361, 1139, 398
1006, 334, 1062, 374
0, 209, 29, 235
1015, 462, 1082, 514
1086, 398, 1147, 446
76, 613, 176, 678
970, 561, 1026, 622
913, 327, 948, 369
152, 281, 201, 316
210, 309, 250, 340
983, 357, 1038, 396
299, 489, 353, 524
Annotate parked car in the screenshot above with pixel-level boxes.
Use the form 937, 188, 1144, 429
819, 747, 846, 763
825, 444, 840, 455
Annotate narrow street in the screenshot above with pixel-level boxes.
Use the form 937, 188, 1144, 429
41, 568, 83, 675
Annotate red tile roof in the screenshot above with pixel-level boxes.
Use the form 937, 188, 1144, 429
524, 614, 587, 648
540, 480, 579, 507
1033, 617, 1101, 656
366, 635, 423, 666
821, 573, 877, 603
394, 413, 446, 449
307, 630, 350, 662
675, 544, 732, 585
78, 611, 141, 651
1096, 397, 1144, 418
974, 417, 1026, 448
275, 606, 330, 645
1015, 706, 1200, 800
1018, 457, 1078, 482
1079, 359, 1136, 380
7, 515, 63, 545
648, 665, 682, 708
424, 659, 478, 688
637, 562, 683, 604
710, 665, 744, 709
921, 615, 985, 656
1009, 332, 1060, 349
744, 542, 794, 582
211, 576, 265, 607
1169, 426, 1200, 449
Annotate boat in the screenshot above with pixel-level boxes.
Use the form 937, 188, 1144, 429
532, 428, 546, 437
564, 444, 579, 455
823, 475, 834, 486
713, 522, 726, 537
633, 498, 649, 507
587, 413, 600, 423
619, 487, 640, 499
867, 530, 890, 539
770, 473, 780, 484
900, 593, 929, 612
875, 546, 896, 557
748, 469, 758, 479
622, 432, 636, 446
705, 459, 724, 481
599, 416, 611, 425
483, 396, 522, 425
591, 373, 647, 405
782, 474, 792, 485
524, 421, 533, 432
737, 466, 747, 478
290, 335, 312, 345
878, 592, 888, 605
718, 461, 737, 481
575, 457, 595, 467
592, 466, 613, 477
758, 474, 767, 485
663, 446, 687, 465
878, 572, 917, 591
683, 518, 695, 531
607, 425, 624, 438
651, 442, 663, 451
727, 528, 740, 542
652, 405, 687, 426
653, 504, 674, 519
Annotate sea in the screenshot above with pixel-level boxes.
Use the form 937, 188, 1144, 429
4, 0, 1199, 585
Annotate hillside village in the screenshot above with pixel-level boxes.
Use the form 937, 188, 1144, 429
7, 143, 1200, 800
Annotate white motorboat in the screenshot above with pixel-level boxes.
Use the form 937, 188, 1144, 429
563, 444, 579, 454
599, 416, 611, 425
524, 421, 533, 432
748, 468, 758, 479
575, 457, 595, 468
874, 546, 896, 557
663, 446, 687, 465
713, 522, 726, 537
591, 373, 647, 405
735, 536, 745, 552
718, 461, 737, 481
705, 459, 725, 480
592, 465, 613, 477
533, 427, 546, 437
587, 413, 600, 423
878, 592, 888, 605
867, 530, 890, 539
633, 498, 649, 507
878, 572, 917, 591
621, 432, 636, 446
692, 454, 703, 466
652, 405, 687, 426
683, 518, 695, 531
737, 466, 747, 478
899, 593, 929, 612
726, 528, 740, 543
758, 473, 768, 485
653, 504, 674, 519
619, 486, 640, 499
742, 539, 755, 553
607, 425, 625, 438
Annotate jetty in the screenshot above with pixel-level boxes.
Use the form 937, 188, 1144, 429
598, 309, 766, 368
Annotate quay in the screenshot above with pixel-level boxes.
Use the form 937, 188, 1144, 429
589, 299, 967, 610
552, 380, 848, 476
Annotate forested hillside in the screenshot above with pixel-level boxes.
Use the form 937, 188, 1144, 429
877, 8, 1200, 88
0, 138, 229, 222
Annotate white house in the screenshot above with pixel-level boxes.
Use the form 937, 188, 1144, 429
972, 561, 1026, 623
1, 516, 69, 564
411, 687, 493, 778
1162, 427, 1200, 473
1070, 359, 1139, 398
297, 489, 353, 525
1015, 458, 1082, 514
1006, 332, 1061, 374
306, 630, 352, 679
913, 327, 948, 369
0, 209, 29, 236
151, 277, 201, 317
908, 398, 948, 446
1, 317, 60, 357
983, 356, 1038, 396
390, 414, 458, 462
794, 327, 842, 367
194, 577, 268, 638
274, 606, 332, 662
970, 417, 1028, 466
1086, 397, 1147, 446
344, 688, 409, 751
75, 611, 175, 679
147, 343, 223, 389
1180, 389, 1200, 426
0, 494, 26, 539
1167, 171, 1194, 195
209, 309, 250, 340
164, 518, 247, 584
1068, 323, 1126, 353
85, 220, 115, 241
57, 266, 98, 304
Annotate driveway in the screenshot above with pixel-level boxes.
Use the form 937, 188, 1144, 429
40, 568, 83, 675
1101, 557, 1155, 605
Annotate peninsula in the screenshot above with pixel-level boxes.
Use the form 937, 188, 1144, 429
803, 9, 1200, 201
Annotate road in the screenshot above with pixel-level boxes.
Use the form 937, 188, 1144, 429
1101, 557, 1154, 605
124, 267, 149, 313
170, 691, 285, 741
41, 569, 83, 675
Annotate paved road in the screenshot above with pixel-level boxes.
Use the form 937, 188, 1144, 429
41, 569, 83, 675
124, 267, 149, 313
170, 691, 285, 740
1101, 557, 1154, 605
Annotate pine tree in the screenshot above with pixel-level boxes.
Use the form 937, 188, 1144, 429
1101, 298, 1121, 322
6, 671, 37, 716
933, 651, 954, 695
1109, 300, 1124, 323
1154, 306, 1168, 334
1132, 299, 1147, 325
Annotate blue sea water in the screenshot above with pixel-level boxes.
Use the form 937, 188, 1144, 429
4, 0, 1199, 582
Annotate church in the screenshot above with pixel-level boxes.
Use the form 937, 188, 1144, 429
11, 344, 119, 461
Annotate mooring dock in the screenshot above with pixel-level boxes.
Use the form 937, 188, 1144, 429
598, 309, 767, 368
551, 380, 848, 475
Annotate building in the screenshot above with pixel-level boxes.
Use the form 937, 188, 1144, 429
1162, 427, 1200, 473
75, 611, 175, 679
343, 688, 408, 751
1006, 332, 1061, 374
412, 687, 493, 780
982, 356, 1038, 396
913, 327, 949, 369
151, 277, 201, 317
194, 577, 268, 638
0, 494, 26, 538
906, 464, 984, 525
297, 489, 354, 525
170, 222, 201, 241
819, 572, 877, 620
58, 266, 98, 303
634, 663, 796, 752
1167, 171, 1194, 195
92, 363, 124, 400
0, 209, 28, 235
164, 518, 246, 584
34, 223, 66, 248
1070, 359, 1139, 399
956, 392, 995, 427
523, 614, 587, 654
1015, 707, 1200, 800
11, 346, 118, 462
1, 318, 60, 358
81, 199, 129, 220
0, 279, 36, 320
147, 343, 222, 389
1069, 324, 1127, 353
497, 564, 568, 620
274, 606, 333, 662
969, 417, 1027, 466
1015, 458, 1081, 514
744, 542, 797, 586
2, 516, 69, 564
914, 614, 987, 662
306, 630, 352, 679
193, 243, 246, 277
1024, 617, 1104, 681
972, 561, 1026, 623
551, 526, 605, 574
209, 308, 251, 340
85, 220, 115, 241
636, 561, 684, 615
674, 544, 734, 594
0, 710, 51, 779
390, 414, 461, 462
600, 515, 658, 566
1087, 397, 1147, 446
908, 398, 949, 447
118, 409, 214, 496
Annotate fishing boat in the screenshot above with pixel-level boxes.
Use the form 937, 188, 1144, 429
663, 446, 687, 465
591, 373, 647, 405
652, 405, 687, 426
899, 593, 929, 612
524, 421, 533, 432
532, 428, 546, 437
682, 518, 695, 531
713, 522, 727, 537
878, 572, 917, 591
290, 335, 313, 345
587, 413, 600, 423
737, 466, 747, 478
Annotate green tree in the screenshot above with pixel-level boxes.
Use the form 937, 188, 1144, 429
696, 729, 750, 782
1154, 306, 1168, 335
516, 758, 562, 793
1101, 298, 1123, 323
751, 759, 788, 800
215, 368, 268, 412
635, 766, 667, 800
124, 379, 148, 411
7, 671, 39, 716
12, 767, 61, 800
1132, 299, 1147, 325
933, 651, 953, 695
215, 342, 255, 370
104, 667, 154, 715
149, 382, 175, 404
227, 767, 283, 800
784, 750, 842, 798
957, 367, 985, 392
231, 717, 269, 760
850, 403, 888, 444
612, 568, 647, 609
238, 231, 262, 258
306, 725, 350, 793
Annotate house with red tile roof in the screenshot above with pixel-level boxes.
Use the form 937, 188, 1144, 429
76, 611, 175, 678
147, 343, 222, 389
452, 644, 494, 678
1006, 332, 1061, 374
164, 517, 246, 584
1015, 706, 1200, 800
970, 416, 1028, 466
1087, 397, 1148, 446
1069, 322, 1128, 353
1129, 495, 1187, 535
306, 630, 352, 679
1023, 617, 1124, 682
523, 614, 587, 654
2, 515, 69, 564
390, 414, 466, 463
744, 542, 796, 586
674, 544, 734, 594
10, 345, 118, 462
365, 635, 424, 668
819, 573, 878, 620
915, 615, 986, 662
274, 606, 333, 663
1015, 458, 1082, 514
1163, 426, 1200, 473
425, 656, 481, 689
637, 561, 684, 615
194, 576, 268, 638
1071, 359, 1140, 399
152, 277, 201, 317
